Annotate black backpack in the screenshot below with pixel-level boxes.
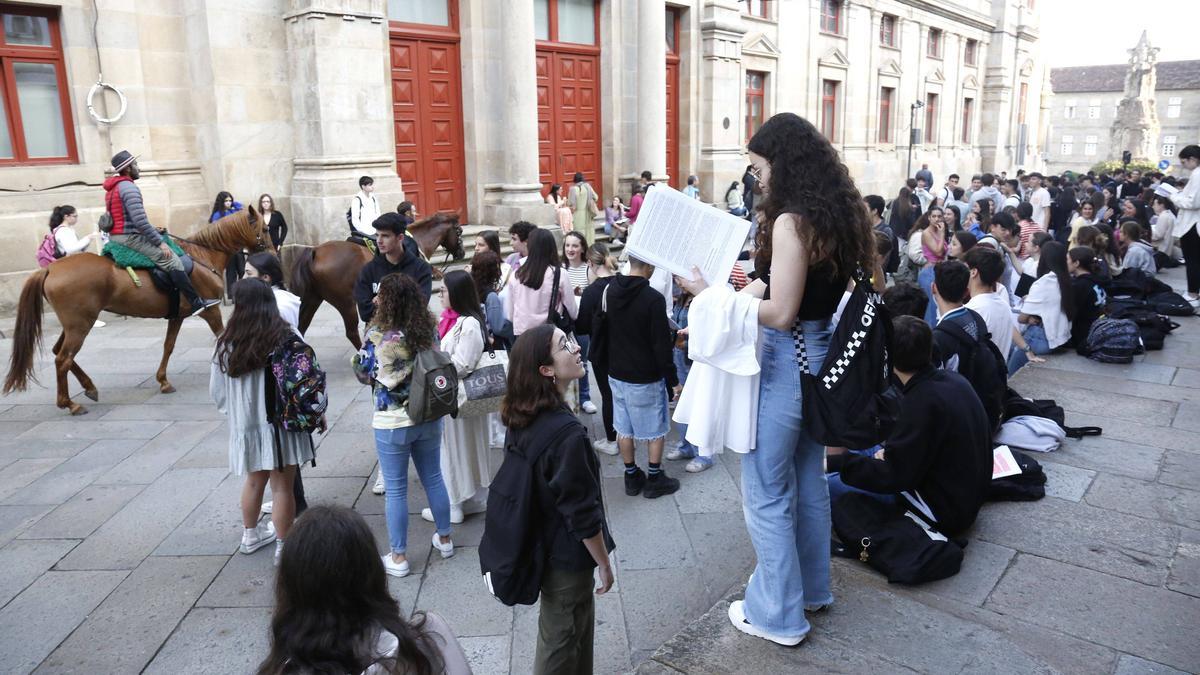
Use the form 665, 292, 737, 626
1106, 267, 1172, 299
479, 413, 579, 606
1147, 291, 1196, 317
794, 273, 901, 449
832, 493, 964, 585
1003, 386, 1101, 439
987, 448, 1046, 502
345, 195, 363, 231
1106, 302, 1179, 351
935, 315, 1007, 433
1083, 318, 1143, 364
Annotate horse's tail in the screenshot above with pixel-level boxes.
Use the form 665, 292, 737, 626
4, 268, 48, 394
289, 247, 317, 299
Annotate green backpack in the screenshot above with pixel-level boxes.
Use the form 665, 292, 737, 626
406, 347, 459, 424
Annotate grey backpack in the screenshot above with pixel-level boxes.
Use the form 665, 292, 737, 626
406, 348, 459, 424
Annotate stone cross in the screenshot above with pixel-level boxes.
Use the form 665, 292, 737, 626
1111, 31, 1161, 163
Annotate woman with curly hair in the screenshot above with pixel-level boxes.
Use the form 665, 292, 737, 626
257, 505, 469, 675
352, 274, 454, 578
676, 112, 876, 646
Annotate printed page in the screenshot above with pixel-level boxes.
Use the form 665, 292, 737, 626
992, 444, 1022, 480
625, 185, 752, 286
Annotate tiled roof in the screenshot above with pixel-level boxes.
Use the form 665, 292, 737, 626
1050, 60, 1200, 93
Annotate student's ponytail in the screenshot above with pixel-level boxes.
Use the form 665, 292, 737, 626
48, 205, 75, 233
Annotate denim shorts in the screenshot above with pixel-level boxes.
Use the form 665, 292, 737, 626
609, 377, 670, 441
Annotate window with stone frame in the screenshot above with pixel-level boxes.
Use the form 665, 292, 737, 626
1167, 97, 1182, 119
1088, 99, 1100, 119
746, 71, 766, 139
1063, 99, 1076, 119
961, 97, 974, 144
821, 79, 838, 141
1061, 135, 1073, 156
1084, 135, 1097, 156
745, 0, 770, 19
964, 39, 977, 66
820, 0, 841, 35
1162, 135, 1177, 158
0, 4, 77, 165
927, 28, 942, 58
880, 14, 897, 47
924, 92, 938, 144
878, 86, 894, 143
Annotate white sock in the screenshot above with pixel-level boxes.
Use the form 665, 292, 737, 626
244, 527, 257, 538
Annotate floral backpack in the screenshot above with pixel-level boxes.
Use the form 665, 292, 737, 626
267, 335, 328, 433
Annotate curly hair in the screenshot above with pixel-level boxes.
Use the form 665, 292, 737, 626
369, 273, 436, 352
470, 250, 502, 299
748, 113, 874, 280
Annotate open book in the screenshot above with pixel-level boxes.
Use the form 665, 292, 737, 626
625, 185, 752, 286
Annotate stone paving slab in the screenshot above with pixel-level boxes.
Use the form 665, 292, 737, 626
143, 607, 273, 675
17, 483, 146, 540
0, 538, 78, 606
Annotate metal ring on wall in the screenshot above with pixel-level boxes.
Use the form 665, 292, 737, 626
86, 80, 126, 124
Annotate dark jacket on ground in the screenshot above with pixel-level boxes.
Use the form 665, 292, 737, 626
353, 250, 433, 324
514, 407, 615, 572
603, 274, 677, 388
827, 366, 992, 536
575, 275, 616, 365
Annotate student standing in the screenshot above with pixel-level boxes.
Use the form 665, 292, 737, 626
561, 232, 596, 414
504, 228, 578, 338
1167, 146, 1200, 308
568, 172, 600, 246
48, 205, 102, 258
498, 324, 615, 675
211, 279, 315, 566
259, 194, 288, 250
575, 243, 620, 456
353, 274, 454, 577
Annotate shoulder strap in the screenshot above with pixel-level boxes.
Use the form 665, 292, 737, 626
601, 284, 610, 313
549, 266, 562, 313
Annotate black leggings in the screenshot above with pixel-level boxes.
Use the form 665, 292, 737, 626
590, 360, 616, 443
1180, 226, 1200, 295
225, 251, 246, 299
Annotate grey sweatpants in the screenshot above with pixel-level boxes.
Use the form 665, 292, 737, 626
109, 233, 184, 273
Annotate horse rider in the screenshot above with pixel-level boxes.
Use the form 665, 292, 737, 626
103, 150, 221, 317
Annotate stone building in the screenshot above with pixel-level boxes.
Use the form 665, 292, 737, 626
1046, 35, 1200, 176
0, 0, 1045, 312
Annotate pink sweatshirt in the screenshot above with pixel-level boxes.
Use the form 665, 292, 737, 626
505, 267, 579, 336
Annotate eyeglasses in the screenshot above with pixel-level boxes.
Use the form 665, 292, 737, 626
557, 334, 579, 353
749, 165, 764, 182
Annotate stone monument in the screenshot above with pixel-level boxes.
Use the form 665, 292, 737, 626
1111, 31, 1161, 162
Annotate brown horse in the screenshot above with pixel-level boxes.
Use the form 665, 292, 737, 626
3, 208, 273, 415
290, 213, 465, 350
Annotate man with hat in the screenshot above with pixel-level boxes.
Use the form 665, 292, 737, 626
102, 151, 220, 316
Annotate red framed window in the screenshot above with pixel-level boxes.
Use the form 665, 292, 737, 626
820, 0, 841, 34
746, 71, 766, 139
880, 15, 897, 47
927, 28, 942, 58
878, 87, 894, 143
924, 93, 938, 144
1017, 82, 1028, 124
821, 80, 838, 141
745, 0, 770, 19
964, 39, 978, 66
0, 4, 77, 165
961, 97, 974, 144
533, 0, 599, 45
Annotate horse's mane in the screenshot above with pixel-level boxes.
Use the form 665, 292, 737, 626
187, 210, 254, 252
409, 212, 459, 231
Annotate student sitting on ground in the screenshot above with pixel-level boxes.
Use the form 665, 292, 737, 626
1008, 241, 1076, 375
930, 260, 1007, 432
1119, 221, 1157, 277
826, 316, 992, 537
1067, 247, 1108, 355
882, 283, 928, 321
963, 246, 1042, 368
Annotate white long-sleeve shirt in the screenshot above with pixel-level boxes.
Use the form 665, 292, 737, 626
350, 191, 382, 235
1169, 177, 1200, 236
54, 226, 94, 256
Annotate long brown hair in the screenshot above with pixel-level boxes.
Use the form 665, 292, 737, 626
370, 274, 436, 352
256, 506, 441, 675
214, 279, 293, 377
470, 250, 502, 299
748, 113, 874, 280
501, 324, 565, 430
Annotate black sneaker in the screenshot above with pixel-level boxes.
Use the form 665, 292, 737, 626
188, 298, 222, 317
642, 471, 680, 499
624, 468, 646, 496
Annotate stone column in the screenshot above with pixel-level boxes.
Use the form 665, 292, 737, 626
484, 0, 551, 227
637, 0, 667, 182
285, 0, 401, 246
696, 1, 746, 202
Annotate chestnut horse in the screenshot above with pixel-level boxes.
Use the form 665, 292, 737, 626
290, 213, 465, 350
3, 208, 273, 415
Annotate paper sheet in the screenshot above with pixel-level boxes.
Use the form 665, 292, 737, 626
992, 444, 1022, 480
625, 186, 752, 286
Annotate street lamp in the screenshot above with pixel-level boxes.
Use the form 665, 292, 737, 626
907, 100, 925, 181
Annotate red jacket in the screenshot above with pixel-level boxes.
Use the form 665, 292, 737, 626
102, 175, 161, 244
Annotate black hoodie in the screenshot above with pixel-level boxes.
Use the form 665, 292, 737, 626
353, 250, 433, 324
827, 366, 991, 536
603, 274, 677, 388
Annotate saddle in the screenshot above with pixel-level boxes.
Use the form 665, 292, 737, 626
346, 233, 378, 256
102, 235, 196, 318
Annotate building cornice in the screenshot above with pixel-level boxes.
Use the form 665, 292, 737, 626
890, 0, 994, 33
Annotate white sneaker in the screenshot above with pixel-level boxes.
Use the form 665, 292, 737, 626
686, 457, 714, 473
421, 503, 465, 525
373, 470, 385, 495
261, 501, 273, 515
239, 522, 276, 554
382, 553, 410, 577
581, 401, 598, 414
593, 439, 620, 456
1188, 296, 1200, 310
431, 531, 454, 559
274, 540, 284, 567
665, 447, 695, 461
93, 319, 106, 328
727, 600, 805, 646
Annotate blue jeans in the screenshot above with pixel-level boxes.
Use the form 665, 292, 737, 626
577, 334, 592, 404
918, 266, 938, 326
1007, 323, 1049, 375
742, 322, 833, 639
827, 447, 897, 506
375, 421, 451, 555
673, 346, 697, 456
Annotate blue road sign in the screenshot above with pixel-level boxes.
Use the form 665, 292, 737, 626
1159, 159, 1171, 170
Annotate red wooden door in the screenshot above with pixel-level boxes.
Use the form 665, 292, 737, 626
536, 49, 601, 197
390, 33, 467, 218
666, 9, 681, 188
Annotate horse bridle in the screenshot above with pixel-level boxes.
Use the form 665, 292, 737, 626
169, 224, 269, 277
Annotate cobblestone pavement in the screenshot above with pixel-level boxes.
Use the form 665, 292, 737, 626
0, 298, 752, 674
639, 267, 1200, 675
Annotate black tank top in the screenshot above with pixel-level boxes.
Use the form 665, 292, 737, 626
761, 263, 849, 321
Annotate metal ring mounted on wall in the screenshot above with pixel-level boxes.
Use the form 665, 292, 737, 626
86, 80, 126, 124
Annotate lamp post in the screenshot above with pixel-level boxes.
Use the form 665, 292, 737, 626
907, 100, 925, 181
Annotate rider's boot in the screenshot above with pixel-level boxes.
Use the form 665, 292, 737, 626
169, 269, 221, 317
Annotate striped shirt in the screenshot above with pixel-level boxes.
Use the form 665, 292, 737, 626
564, 263, 590, 292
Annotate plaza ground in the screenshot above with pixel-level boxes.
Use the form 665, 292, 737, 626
0, 268, 1197, 674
